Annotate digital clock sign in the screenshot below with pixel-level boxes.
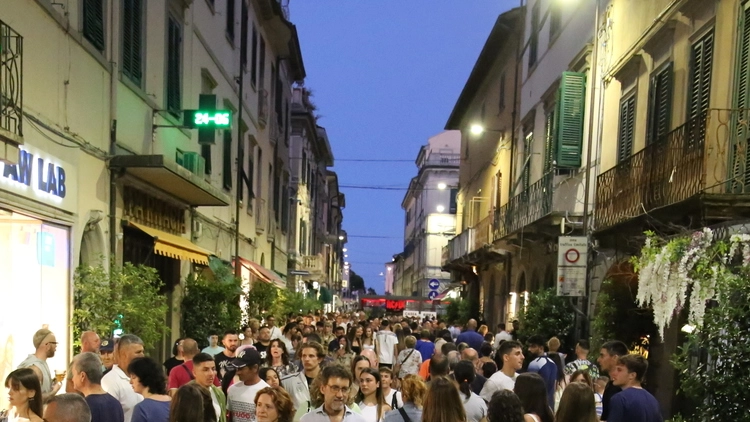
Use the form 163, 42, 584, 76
183, 110, 233, 129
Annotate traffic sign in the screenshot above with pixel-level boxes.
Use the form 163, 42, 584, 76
427, 291, 439, 299
557, 236, 588, 297
428, 279, 440, 290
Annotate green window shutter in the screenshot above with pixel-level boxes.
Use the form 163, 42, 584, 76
732, 6, 750, 191
646, 63, 673, 145
83, 0, 105, 52
686, 31, 714, 148
617, 95, 636, 163
223, 130, 232, 190
544, 108, 556, 173
166, 16, 182, 115
555, 72, 586, 168
122, 0, 143, 85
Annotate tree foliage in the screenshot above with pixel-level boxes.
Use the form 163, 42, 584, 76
350, 270, 365, 293
73, 263, 169, 352
181, 266, 242, 349
245, 280, 279, 319
445, 299, 471, 325
517, 287, 575, 342
244, 281, 324, 321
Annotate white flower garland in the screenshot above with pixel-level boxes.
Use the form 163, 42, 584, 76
634, 229, 750, 338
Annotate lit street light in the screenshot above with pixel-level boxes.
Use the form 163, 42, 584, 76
436, 205, 445, 213
470, 124, 484, 135
437, 182, 447, 190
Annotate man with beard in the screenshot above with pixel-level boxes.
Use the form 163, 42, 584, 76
19, 328, 62, 401
282, 342, 326, 421
214, 330, 239, 384
300, 365, 365, 422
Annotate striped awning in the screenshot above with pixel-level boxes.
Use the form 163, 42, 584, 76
237, 256, 287, 289
127, 221, 212, 265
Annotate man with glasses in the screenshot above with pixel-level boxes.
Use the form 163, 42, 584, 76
19, 328, 61, 400
300, 365, 366, 422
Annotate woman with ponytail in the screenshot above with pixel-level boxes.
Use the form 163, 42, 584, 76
453, 361, 488, 422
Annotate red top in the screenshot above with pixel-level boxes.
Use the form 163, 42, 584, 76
167, 360, 221, 390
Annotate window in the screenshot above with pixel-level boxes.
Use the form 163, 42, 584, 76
646, 62, 673, 145
246, 146, 255, 213
281, 181, 289, 233
686, 30, 714, 147
554, 72, 587, 168
250, 26, 258, 87
543, 107, 556, 173
226, 0, 235, 43
522, 131, 533, 192
529, 2, 540, 68
166, 15, 182, 116
549, 0, 562, 40
301, 152, 307, 184
122, 0, 143, 85
259, 37, 266, 89
273, 166, 281, 221
617, 93, 636, 163
498, 72, 506, 112
299, 220, 307, 255
222, 130, 232, 190
494, 170, 502, 210
83, 0, 105, 52
732, 6, 750, 191
256, 148, 263, 199
199, 79, 216, 175
240, 1, 248, 69
449, 189, 458, 214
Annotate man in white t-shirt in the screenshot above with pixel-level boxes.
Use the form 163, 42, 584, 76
100, 334, 145, 422
480, 340, 524, 402
375, 320, 399, 368
228, 348, 269, 422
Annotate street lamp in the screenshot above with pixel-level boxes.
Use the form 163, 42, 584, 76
436, 205, 445, 213
437, 182, 447, 190
338, 235, 344, 240
470, 124, 484, 135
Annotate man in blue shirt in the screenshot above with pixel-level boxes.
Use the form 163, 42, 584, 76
607, 354, 662, 422
415, 330, 435, 361
525, 335, 557, 407
456, 319, 484, 351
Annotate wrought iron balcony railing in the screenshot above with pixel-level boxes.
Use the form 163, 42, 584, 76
0, 20, 23, 143
595, 109, 750, 231
494, 171, 554, 240
445, 227, 475, 264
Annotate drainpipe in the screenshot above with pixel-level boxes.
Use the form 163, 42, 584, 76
509, 0, 525, 201
108, 0, 118, 272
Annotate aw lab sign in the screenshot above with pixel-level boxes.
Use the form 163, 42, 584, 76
0, 146, 77, 213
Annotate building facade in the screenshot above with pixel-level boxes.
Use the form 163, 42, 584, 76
392, 131, 460, 298
591, 0, 750, 415
0, 1, 345, 398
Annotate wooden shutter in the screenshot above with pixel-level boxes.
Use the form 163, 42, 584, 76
544, 108, 556, 173
646, 63, 673, 145
555, 72, 587, 168
166, 16, 182, 115
223, 130, 232, 190
83, 0, 105, 52
122, 0, 143, 85
617, 95, 636, 163
686, 31, 714, 148
226, 0, 235, 41
732, 6, 750, 191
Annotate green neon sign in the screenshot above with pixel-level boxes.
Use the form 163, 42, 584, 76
183, 110, 233, 129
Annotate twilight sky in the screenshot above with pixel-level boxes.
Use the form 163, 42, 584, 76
291, 1, 518, 294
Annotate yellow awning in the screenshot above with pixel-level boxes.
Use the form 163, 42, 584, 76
128, 221, 212, 265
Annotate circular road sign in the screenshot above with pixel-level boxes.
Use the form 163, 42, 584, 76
427, 291, 439, 299
564, 248, 580, 264
428, 279, 440, 290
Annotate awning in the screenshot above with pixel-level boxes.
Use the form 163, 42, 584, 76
434, 287, 459, 301
110, 155, 231, 206
237, 256, 286, 289
127, 221, 212, 265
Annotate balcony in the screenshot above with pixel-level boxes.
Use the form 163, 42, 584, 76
444, 228, 474, 265
493, 171, 555, 240
0, 20, 23, 148
255, 198, 266, 234
417, 152, 460, 169
595, 109, 750, 234
293, 254, 324, 280
473, 213, 493, 251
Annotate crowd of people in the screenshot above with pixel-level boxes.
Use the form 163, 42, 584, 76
2, 312, 663, 422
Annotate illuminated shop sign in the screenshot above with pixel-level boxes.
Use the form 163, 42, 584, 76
0, 146, 77, 212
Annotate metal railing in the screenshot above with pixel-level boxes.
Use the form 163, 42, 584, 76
419, 152, 460, 168
446, 228, 475, 262
0, 20, 23, 142
494, 171, 554, 240
474, 213, 493, 251
595, 110, 737, 230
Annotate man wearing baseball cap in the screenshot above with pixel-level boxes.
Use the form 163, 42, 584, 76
227, 348, 268, 422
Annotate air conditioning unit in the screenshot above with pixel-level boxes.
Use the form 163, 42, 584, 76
192, 220, 203, 239
182, 152, 205, 176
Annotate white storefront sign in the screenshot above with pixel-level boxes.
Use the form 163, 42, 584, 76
0, 145, 78, 213
557, 236, 588, 297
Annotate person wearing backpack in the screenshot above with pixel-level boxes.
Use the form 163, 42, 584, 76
379, 367, 403, 410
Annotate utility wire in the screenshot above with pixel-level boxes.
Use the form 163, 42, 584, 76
347, 235, 402, 239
